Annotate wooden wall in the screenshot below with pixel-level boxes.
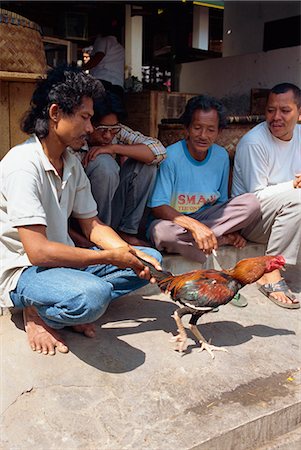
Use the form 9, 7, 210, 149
0, 74, 38, 160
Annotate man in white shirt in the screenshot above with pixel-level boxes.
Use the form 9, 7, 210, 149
232, 83, 301, 309
0, 66, 162, 356
84, 33, 125, 99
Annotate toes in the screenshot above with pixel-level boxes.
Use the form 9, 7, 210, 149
270, 292, 294, 304
83, 328, 95, 338
72, 324, 96, 338
41, 341, 68, 355
56, 342, 69, 353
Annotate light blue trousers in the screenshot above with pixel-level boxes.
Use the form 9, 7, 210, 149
10, 246, 162, 329
85, 155, 157, 234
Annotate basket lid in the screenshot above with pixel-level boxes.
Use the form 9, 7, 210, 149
0, 8, 42, 33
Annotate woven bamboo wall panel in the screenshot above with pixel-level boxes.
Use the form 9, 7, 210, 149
0, 10, 47, 73
158, 117, 264, 161
0, 81, 10, 159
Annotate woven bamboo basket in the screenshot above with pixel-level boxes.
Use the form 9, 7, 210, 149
0, 9, 47, 73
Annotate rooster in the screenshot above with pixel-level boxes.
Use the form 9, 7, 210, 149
137, 255, 286, 358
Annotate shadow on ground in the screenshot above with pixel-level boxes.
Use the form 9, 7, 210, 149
10, 295, 295, 374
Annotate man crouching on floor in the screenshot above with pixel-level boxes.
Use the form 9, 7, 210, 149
0, 66, 162, 356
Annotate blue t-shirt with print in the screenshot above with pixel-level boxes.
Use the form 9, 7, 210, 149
147, 139, 230, 215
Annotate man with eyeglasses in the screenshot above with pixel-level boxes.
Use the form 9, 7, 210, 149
72, 92, 166, 246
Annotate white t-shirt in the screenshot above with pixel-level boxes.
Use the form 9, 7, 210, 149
90, 35, 125, 87
232, 121, 301, 200
0, 135, 97, 307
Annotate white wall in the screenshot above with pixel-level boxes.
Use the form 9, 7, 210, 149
223, 1, 300, 57
125, 4, 143, 79
192, 5, 209, 50
178, 45, 301, 101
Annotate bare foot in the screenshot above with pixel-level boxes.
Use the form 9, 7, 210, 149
23, 306, 69, 356
218, 232, 246, 249
257, 270, 299, 306
71, 323, 96, 338
118, 231, 151, 247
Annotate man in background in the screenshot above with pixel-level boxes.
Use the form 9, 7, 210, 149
84, 28, 125, 100
82, 46, 93, 65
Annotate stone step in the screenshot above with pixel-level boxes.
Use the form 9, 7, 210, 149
189, 394, 301, 450
256, 425, 301, 450
1, 240, 300, 449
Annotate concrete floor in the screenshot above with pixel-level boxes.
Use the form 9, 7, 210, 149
1, 246, 301, 449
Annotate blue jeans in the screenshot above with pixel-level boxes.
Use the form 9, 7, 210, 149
10, 246, 161, 329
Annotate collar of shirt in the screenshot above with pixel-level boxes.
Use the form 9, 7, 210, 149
33, 134, 77, 176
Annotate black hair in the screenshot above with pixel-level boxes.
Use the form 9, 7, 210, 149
21, 65, 104, 138
82, 46, 93, 55
91, 91, 127, 126
270, 83, 301, 108
180, 94, 227, 129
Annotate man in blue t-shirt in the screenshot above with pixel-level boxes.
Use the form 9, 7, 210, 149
148, 95, 261, 263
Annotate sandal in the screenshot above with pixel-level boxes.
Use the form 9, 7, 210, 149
230, 293, 248, 308
257, 279, 300, 309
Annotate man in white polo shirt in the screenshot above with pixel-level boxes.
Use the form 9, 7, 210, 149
0, 66, 162, 356
232, 83, 301, 309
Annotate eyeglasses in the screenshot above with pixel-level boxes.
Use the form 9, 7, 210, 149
93, 124, 121, 134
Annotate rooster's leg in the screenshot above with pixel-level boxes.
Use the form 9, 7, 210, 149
189, 315, 228, 359
170, 308, 191, 353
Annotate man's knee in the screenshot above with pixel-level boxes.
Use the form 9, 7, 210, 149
86, 154, 120, 184
63, 279, 112, 323
150, 220, 178, 248
286, 191, 301, 211
140, 164, 157, 183
237, 193, 261, 216
124, 159, 157, 181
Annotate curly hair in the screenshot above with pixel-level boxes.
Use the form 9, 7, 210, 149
21, 65, 105, 138
180, 95, 227, 129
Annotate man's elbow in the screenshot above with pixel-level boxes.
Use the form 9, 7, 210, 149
25, 243, 55, 267
26, 251, 50, 267
151, 206, 165, 218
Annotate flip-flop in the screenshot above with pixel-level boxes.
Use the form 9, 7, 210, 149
230, 293, 248, 307
257, 279, 300, 309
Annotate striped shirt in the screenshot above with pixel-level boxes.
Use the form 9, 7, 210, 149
72, 124, 166, 165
